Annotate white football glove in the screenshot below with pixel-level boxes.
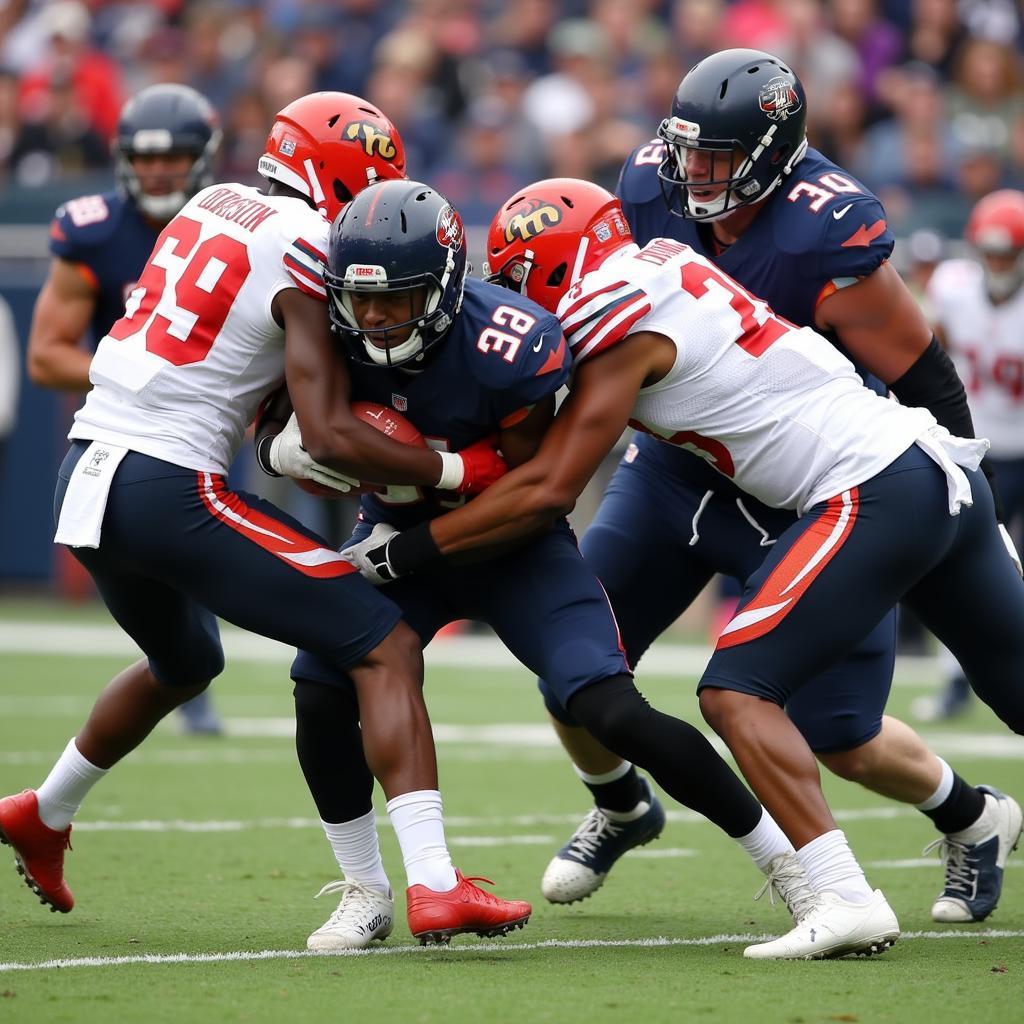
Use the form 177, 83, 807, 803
999, 523, 1023, 577
268, 413, 359, 494
340, 523, 401, 585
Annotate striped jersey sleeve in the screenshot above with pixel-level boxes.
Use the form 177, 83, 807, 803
558, 278, 652, 364
282, 235, 328, 299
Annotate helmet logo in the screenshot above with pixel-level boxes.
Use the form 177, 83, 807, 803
343, 120, 397, 159
503, 199, 562, 243
758, 77, 801, 122
436, 204, 465, 252
344, 264, 388, 285
280, 137, 296, 156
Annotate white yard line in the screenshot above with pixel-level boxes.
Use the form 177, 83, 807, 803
1, 930, 1022, 973
0, 621, 945, 685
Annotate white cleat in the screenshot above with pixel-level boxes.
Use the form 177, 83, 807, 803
307, 880, 394, 951
743, 889, 899, 960
754, 852, 818, 924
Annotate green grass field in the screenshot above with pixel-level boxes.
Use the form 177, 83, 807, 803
0, 603, 1021, 1023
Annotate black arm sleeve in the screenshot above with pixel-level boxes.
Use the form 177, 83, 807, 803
889, 336, 1005, 522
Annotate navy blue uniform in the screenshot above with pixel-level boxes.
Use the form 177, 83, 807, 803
540, 146, 902, 752
49, 190, 159, 346
291, 277, 631, 707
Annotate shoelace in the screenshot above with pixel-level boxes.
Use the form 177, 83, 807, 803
313, 880, 389, 926
753, 858, 819, 923
458, 875, 503, 904
565, 809, 623, 860
923, 837, 979, 899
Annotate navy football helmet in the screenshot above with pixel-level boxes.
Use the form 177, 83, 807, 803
326, 180, 468, 369
113, 84, 221, 221
657, 49, 808, 221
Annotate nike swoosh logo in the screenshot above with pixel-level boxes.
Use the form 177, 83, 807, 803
832, 204, 853, 220
532, 333, 546, 353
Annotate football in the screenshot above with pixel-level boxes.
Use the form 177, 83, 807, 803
293, 402, 425, 499
350, 401, 426, 448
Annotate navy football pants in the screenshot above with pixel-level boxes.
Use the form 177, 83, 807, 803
56, 441, 402, 686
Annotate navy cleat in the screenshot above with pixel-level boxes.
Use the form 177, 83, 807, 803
176, 691, 224, 736
926, 785, 1023, 923
541, 776, 666, 904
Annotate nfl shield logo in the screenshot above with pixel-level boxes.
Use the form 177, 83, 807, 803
391, 394, 408, 412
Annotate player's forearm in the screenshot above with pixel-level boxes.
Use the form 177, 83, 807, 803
304, 420, 445, 486
427, 462, 573, 555
26, 341, 93, 392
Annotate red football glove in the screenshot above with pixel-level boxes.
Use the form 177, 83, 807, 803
452, 436, 508, 495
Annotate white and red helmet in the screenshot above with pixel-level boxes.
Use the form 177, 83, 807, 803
966, 189, 1024, 301
259, 92, 406, 222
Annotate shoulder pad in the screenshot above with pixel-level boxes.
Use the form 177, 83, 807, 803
49, 191, 127, 258
460, 280, 570, 397
616, 140, 666, 206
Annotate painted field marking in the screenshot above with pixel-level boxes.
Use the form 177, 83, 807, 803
0, 621, 946, 686
2, 930, 1022, 973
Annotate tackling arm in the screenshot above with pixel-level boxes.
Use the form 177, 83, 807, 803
425, 333, 665, 556
275, 286, 452, 486
26, 259, 98, 392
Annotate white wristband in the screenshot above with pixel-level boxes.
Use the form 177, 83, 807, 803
436, 450, 465, 491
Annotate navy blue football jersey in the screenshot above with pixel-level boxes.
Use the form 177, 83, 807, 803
48, 190, 159, 345
617, 143, 894, 337
350, 276, 569, 529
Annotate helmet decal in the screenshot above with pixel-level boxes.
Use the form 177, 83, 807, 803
503, 198, 563, 243
435, 203, 465, 252
343, 120, 399, 160
758, 77, 802, 122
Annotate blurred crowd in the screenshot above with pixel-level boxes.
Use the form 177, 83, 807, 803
1, 0, 1024, 237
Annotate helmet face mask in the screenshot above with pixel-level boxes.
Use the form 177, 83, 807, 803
326, 181, 467, 369
656, 49, 808, 221
113, 84, 221, 222
259, 92, 406, 224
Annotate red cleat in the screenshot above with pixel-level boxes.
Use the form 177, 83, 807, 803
0, 790, 74, 913
406, 870, 531, 945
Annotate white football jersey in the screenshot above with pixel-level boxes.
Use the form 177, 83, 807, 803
927, 258, 1024, 457
70, 184, 330, 473
559, 240, 936, 513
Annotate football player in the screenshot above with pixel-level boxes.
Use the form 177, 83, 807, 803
340, 177, 1024, 959
532, 49, 1017, 927
916, 190, 1024, 720
0, 94, 523, 942
27, 83, 225, 735
267, 179, 812, 949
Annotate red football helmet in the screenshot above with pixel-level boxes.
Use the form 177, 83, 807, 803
483, 178, 634, 311
966, 189, 1024, 301
259, 92, 406, 222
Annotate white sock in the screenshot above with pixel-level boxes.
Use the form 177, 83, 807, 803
796, 829, 873, 905
35, 738, 109, 831
736, 808, 794, 871
322, 809, 391, 896
573, 761, 631, 785
915, 757, 954, 812
385, 790, 457, 892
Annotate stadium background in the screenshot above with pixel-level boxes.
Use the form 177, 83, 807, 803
1, 0, 1022, 587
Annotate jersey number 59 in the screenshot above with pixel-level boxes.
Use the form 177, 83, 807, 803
108, 216, 251, 366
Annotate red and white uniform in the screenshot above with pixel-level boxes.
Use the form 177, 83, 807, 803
71, 184, 329, 473
928, 258, 1024, 458
559, 240, 941, 514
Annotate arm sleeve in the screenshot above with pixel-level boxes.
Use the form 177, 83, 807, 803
890, 336, 1006, 521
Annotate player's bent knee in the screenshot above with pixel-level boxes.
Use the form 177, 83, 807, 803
816, 744, 878, 783
538, 677, 580, 727
365, 618, 423, 675
566, 674, 653, 759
